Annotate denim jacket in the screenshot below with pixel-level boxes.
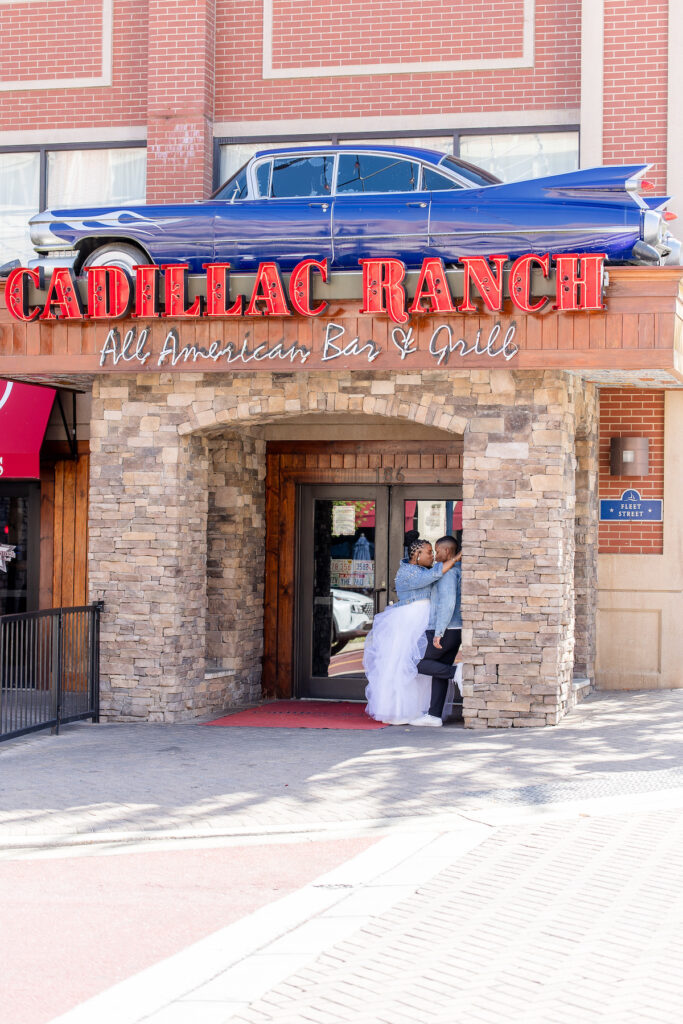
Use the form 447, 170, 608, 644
394, 558, 445, 606
427, 562, 462, 635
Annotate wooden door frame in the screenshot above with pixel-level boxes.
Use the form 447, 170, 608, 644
263, 440, 463, 698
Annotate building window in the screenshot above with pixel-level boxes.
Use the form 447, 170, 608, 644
216, 129, 579, 192
0, 144, 147, 266
0, 152, 40, 266
458, 131, 579, 181
46, 148, 146, 208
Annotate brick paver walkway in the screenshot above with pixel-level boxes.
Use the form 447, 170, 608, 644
219, 810, 683, 1024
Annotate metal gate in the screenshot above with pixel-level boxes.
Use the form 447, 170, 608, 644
0, 603, 103, 741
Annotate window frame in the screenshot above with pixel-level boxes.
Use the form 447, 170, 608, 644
213, 125, 580, 192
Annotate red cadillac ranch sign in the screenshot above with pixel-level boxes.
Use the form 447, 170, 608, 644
5, 253, 606, 327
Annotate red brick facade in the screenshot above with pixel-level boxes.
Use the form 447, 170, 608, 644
1, 0, 674, 203
603, 0, 669, 191
598, 389, 665, 554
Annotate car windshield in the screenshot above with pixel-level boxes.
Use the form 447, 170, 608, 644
213, 165, 249, 200
441, 155, 500, 186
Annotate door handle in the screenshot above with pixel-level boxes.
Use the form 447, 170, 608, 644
309, 202, 329, 211
406, 201, 427, 208
374, 585, 387, 592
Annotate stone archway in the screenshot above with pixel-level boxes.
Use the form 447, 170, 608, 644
88, 368, 597, 727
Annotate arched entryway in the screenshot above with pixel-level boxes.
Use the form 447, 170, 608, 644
89, 368, 597, 728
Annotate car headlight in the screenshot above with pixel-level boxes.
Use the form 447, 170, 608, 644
351, 603, 365, 613
642, 209, 665, 245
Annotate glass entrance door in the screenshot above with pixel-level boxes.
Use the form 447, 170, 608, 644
297, 486, 388, 699
296, 483, 463, 700
0, 483, 40, 616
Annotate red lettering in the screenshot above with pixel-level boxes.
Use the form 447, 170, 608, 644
133, 265, 161, 318
203, 263, 243, 316
458, 255, 507, 313
554, 253, 606, 310
39, 267, 84, 320
509, 253, 550, 313
408, 258, 455, 315
162, 264, 203, 318
245, 262, 291, 317
85, 266, 131, 319
359, 258, 408, 325
4, 267, 43, 321
289, 258, 328, 317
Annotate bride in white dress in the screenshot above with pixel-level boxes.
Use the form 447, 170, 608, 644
364, 538, 459, 725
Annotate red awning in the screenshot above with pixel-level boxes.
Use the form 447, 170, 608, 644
0, 380, 56, 479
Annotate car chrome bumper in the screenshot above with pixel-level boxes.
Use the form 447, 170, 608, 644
28, 253, 77, 273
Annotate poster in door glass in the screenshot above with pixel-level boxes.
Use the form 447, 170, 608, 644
403, 498, 463, 555
312, 499, 375, 679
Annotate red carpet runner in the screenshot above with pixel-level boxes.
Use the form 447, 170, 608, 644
205, 700, 387, 730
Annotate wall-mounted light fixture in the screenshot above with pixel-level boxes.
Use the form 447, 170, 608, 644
610, 436, 649, 476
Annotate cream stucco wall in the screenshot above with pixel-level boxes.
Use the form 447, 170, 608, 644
596, 391, 683, 690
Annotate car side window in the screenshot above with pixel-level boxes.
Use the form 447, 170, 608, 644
336, 154, 419, 193
422, 167, 464, 191
268, 156, 334, 198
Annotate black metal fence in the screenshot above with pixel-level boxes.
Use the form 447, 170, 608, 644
0, 602, 103, 742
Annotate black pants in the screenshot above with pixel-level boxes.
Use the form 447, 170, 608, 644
417, 629, 462, 718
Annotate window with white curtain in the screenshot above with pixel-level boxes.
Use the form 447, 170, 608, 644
47, 147, 147, 207
0, 152, 40, 265
459, 132, 579, 182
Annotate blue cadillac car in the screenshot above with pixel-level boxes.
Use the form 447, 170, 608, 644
24, 145, 680, 275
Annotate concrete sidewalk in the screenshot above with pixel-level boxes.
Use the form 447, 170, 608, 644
2, 690, 683, 849
3, 690, 683, 1024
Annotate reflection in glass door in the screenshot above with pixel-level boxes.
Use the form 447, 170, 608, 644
298, 486, 387, 699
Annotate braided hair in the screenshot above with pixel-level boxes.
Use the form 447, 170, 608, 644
408, 537, 430, 562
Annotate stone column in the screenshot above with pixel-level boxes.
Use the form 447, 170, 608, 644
88, 376, 209, 721
206, 429, 266, 706
461, 371, 579, 728
573, 383, 599, 684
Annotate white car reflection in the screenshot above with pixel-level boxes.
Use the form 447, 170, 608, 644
331, 588, 374, 653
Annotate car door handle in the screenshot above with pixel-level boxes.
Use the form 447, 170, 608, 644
406, 201, 427, 208
309, 202, 329, 211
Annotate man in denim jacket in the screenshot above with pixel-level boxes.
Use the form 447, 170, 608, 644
410, 535, 462, 727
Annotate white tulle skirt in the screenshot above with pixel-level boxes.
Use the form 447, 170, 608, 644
363, 599, 432, 724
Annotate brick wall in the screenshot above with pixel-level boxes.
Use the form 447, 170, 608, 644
598, 388, 665, 554
214, 0, 581, 123
0, 0, 147, 132
146, 0, 216, 202
603, 0, 669, 191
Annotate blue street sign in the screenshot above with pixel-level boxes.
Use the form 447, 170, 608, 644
599, 488, 663, 522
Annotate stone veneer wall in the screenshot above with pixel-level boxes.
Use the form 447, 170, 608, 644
88, 369, 598, 727
207, 429, 266, 703
573, 387, 599, 682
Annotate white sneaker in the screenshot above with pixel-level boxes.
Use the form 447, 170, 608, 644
409, 714, 443, 727
386, 718, 411, 725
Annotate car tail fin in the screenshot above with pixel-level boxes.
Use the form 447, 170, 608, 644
489, 164, 653, 204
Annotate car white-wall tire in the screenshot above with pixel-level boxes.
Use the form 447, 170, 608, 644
82, 243, 148, 276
